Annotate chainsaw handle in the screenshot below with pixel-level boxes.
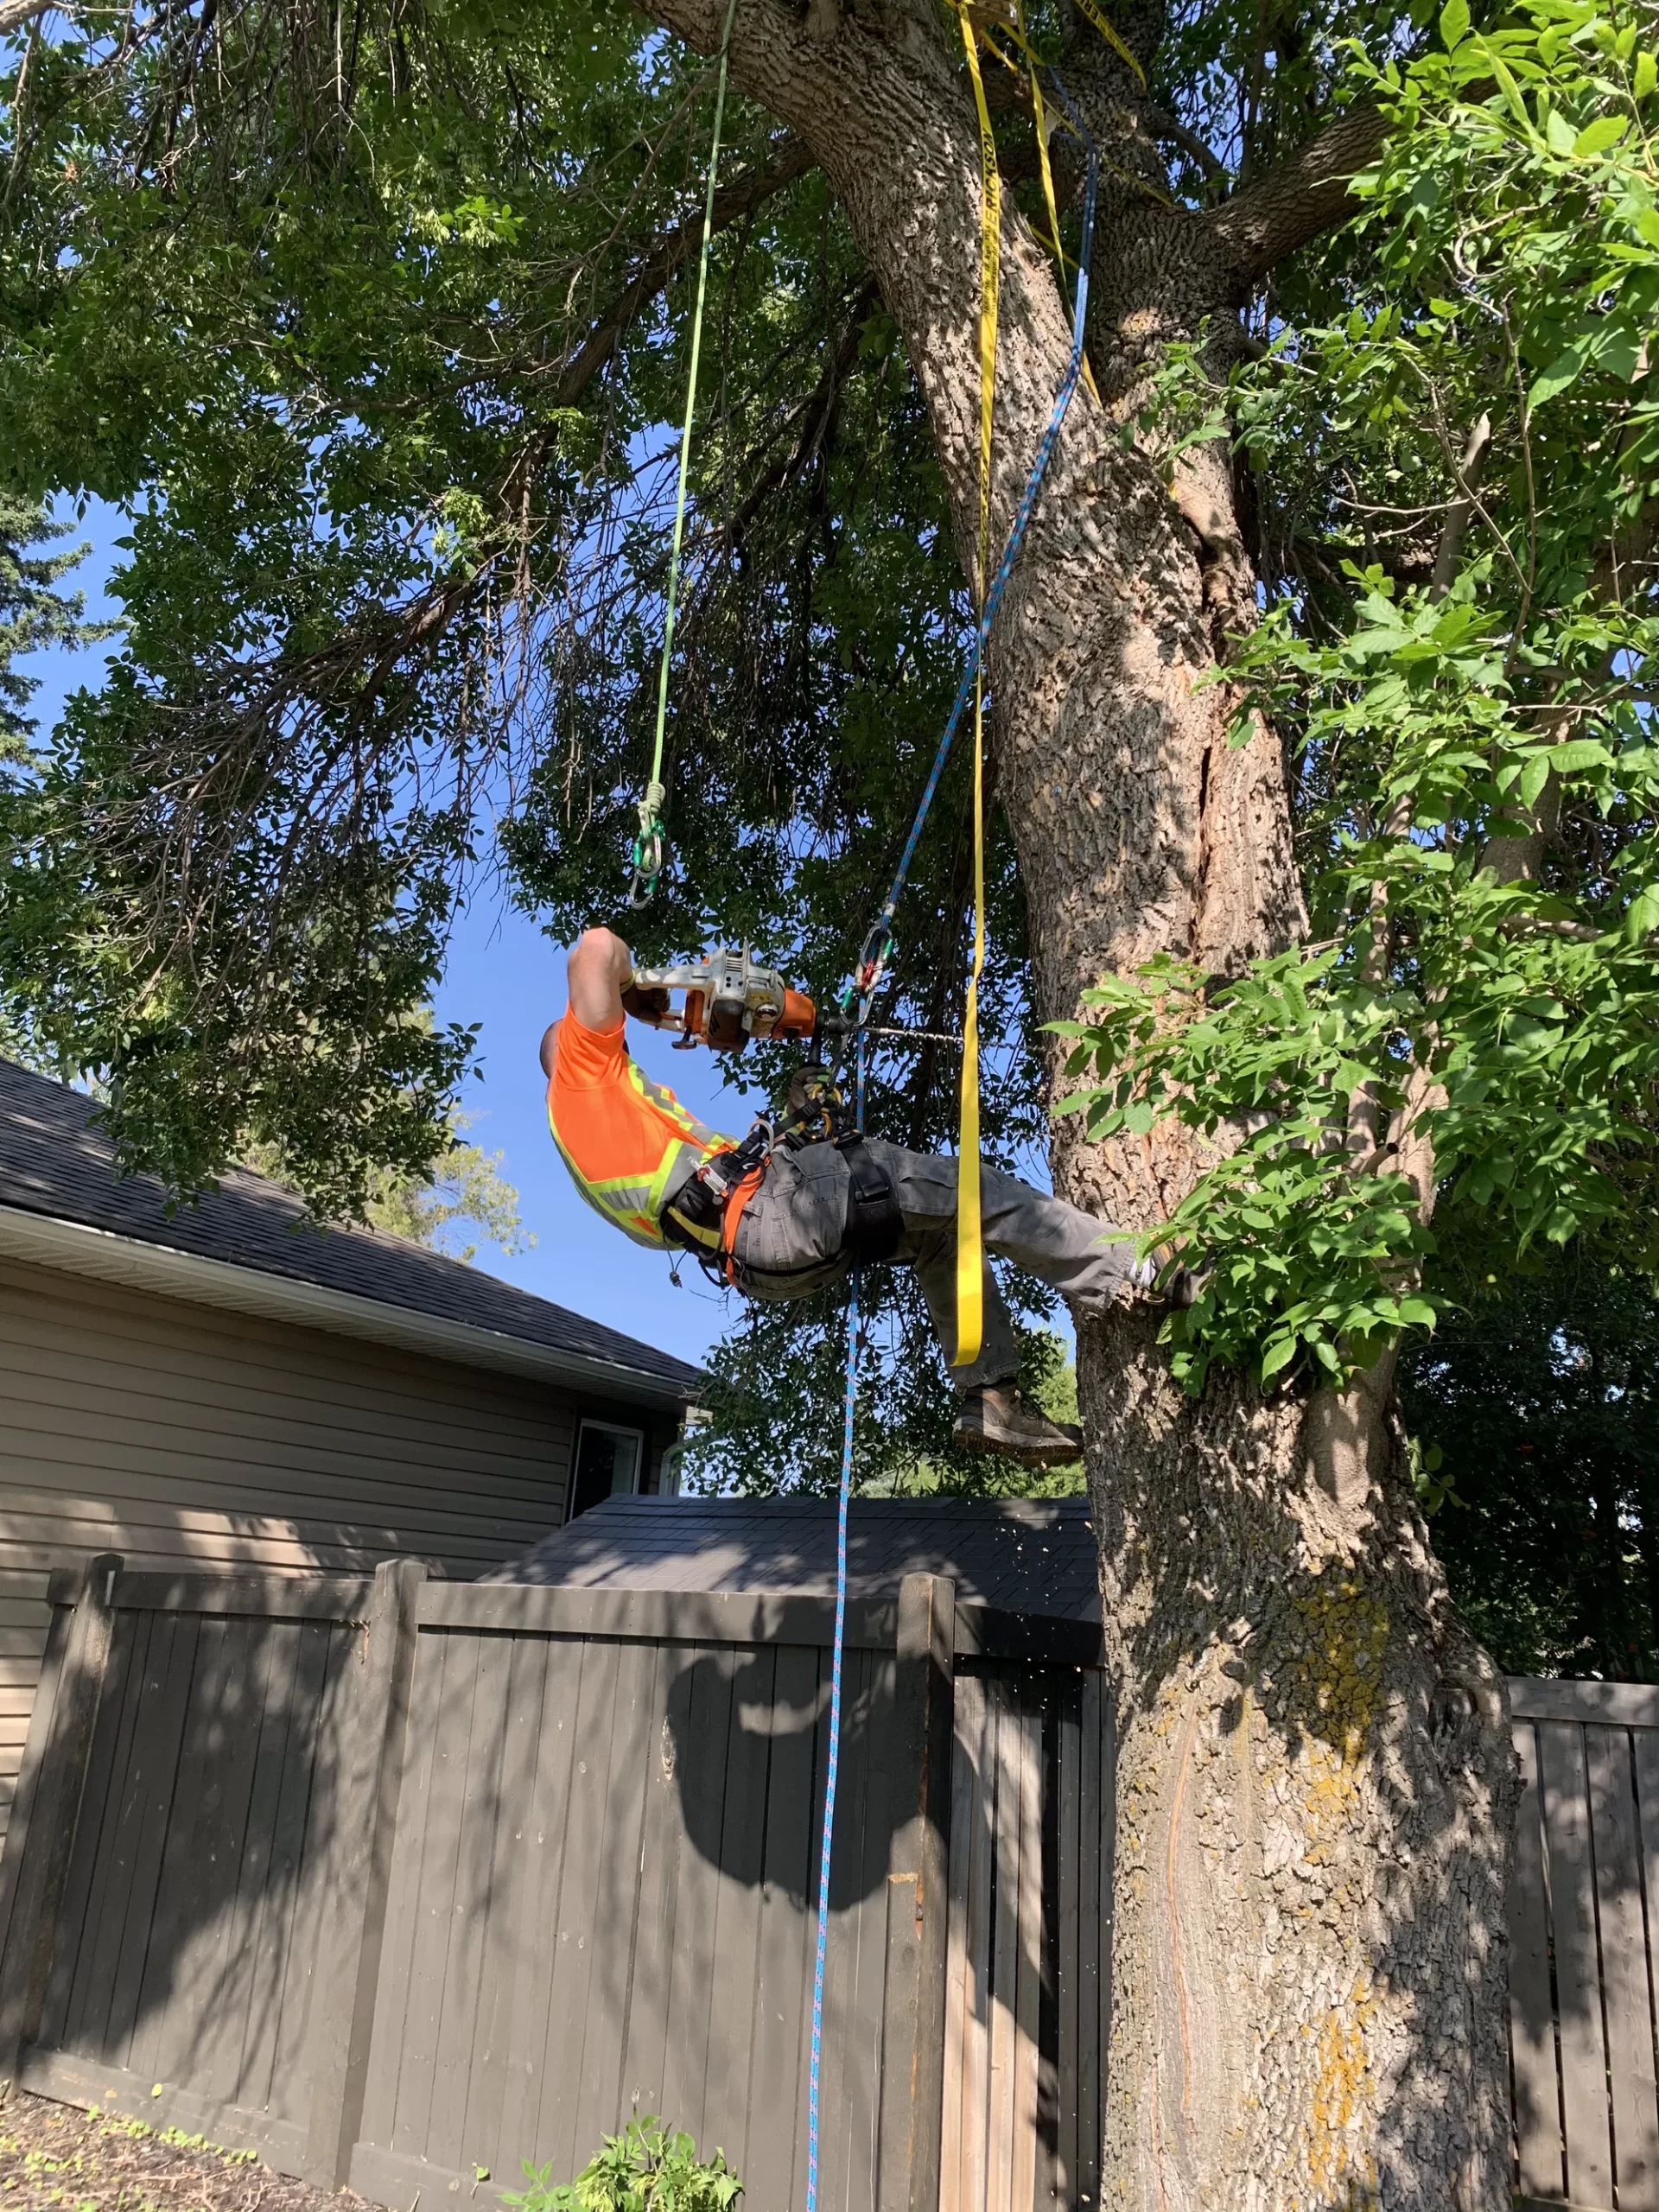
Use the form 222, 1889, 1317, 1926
621, 982, 673, 1024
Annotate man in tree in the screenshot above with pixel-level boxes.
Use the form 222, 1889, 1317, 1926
9, 0, 1656, 2196
543, 923, 1154, 1464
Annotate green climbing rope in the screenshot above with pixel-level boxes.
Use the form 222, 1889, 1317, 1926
628, 0, 741, 909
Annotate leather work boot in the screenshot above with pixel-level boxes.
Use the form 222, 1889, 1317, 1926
952, 1384, 1084, 1468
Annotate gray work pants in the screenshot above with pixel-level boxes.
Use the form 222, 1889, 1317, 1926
728, 1138, 1140, 1393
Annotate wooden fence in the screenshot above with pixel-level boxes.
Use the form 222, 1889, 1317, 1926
1510, 1675, 1659, 2212
1, 1564, 1653, 2212
0, 1554, 1104, 2212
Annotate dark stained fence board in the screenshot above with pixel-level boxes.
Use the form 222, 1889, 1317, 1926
302, 1560, 427, 2188
817, 1645, 879, 2212
0, 1597, 72, 1982
355, 1616, 448, 2159
268, 1624, 358, 2125
1010, 1693, 1044, 2212
101, 1573, 375, 1623
101, 1611, 203, 2075
1539, 1720, 1615, 2209
700, 1643, 772, 2184
571, 1633, 658, 2148
1052, 1685, 1082, 2211
743, 1641, 823, 2212
657, 1642, 736, 2161
44, 1604, 144, 2057
938, 1664, 977, 2212
0, 1557, 121, 2079
614, 1631, 687, 2128
1511, 1677, 1659, 1727
1510, 1722, 1567, 2202
137, 1615, 257, 2092
240, 1618, 334, 2122
877, 1575, 954, 2212
1078, 1670, 1107, 2212
534, 1633, 627, 2181
423, 1628, 513, 2179
391, 1626, 479, 2164
458, 1630, 555, 2177
1585, 1726, 1659, 2210
205, 1619, 297, 2115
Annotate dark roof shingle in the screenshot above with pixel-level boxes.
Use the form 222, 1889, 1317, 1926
487, 1494, 1103, 1624
0, 1057, 702, 1394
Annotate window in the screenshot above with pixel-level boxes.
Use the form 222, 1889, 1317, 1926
567, 1419, 645, 1523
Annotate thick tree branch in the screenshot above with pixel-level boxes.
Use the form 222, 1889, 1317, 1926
638, 0, 1081, 594
1203, 102, 1386, 282
0, 0, 54, 36
556, 130, 816, 406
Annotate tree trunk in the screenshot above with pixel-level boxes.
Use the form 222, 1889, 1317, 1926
641, 0, 1518, 2194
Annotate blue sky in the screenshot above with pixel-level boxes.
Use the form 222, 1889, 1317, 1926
12, 495, 760, 1368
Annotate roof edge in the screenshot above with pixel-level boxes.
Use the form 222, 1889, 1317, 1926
0, 1202, 699, 1408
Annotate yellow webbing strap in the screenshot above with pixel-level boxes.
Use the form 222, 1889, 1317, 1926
1070, 0, 1146, 82
953, 0, 999, 1369
1016, 7, 1102, 407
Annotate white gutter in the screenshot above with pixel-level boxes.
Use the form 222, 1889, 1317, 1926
0, 1202, 698, 1408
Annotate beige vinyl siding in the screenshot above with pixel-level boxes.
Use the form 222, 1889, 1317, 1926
0, 1255, 604, 1841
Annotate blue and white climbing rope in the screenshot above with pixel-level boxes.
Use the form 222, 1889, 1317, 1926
804, 1033, 865, 2212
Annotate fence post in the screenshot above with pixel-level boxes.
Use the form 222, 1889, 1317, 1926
0, 1553, 121, 2087
301, 1556, 427, 2189
878, 1572, 955, 2212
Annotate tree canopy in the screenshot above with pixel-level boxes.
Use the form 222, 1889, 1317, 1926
2, 0, 1657, 1460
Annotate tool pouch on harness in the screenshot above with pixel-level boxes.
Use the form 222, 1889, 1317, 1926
836, 1133, 903, 1267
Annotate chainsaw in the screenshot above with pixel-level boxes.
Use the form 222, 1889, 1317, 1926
623, 945, 818, 1054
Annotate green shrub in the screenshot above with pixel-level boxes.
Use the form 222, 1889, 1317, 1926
505, 2118, 743, 2212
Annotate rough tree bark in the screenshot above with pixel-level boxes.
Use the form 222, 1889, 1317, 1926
638, 0, 1517, 2200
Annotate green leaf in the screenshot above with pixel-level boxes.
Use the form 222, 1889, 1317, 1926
1440, 0, 1470, 48
1625, 886, 1659, 941
1260, 1337, 1300, 1381
1529, 341, 1590, 409
1573, 114, 1631, 157
1520, 752, 1554, 810
1637, 50, 1657, 99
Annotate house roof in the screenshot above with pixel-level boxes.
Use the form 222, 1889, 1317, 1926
0, 1056, 702, 1405
488, 1494, 1103, 1627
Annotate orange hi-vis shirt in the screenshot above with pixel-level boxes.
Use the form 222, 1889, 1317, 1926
546, 1013, 734, 1249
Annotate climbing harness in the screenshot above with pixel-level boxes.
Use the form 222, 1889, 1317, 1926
627, 0, 741, 909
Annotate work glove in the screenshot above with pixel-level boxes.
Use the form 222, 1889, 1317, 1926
622, 979, 672, 1024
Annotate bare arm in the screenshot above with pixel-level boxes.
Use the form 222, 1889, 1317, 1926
539, 927, 632, 1077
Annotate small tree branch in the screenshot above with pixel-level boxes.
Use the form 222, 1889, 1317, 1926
556, 131, 816, 407
1203, 102, 1386, 283
1143, 105, 1224, 182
